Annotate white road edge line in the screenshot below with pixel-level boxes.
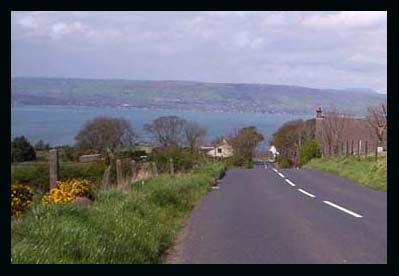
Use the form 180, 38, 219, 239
323, 201, 363, 218
284, 179, 296, 187
278, 172, 285, 178
272, 168, 278, 173
298, 188, 316, 198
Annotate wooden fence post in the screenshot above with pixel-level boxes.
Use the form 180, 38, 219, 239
346, 141, 349, 156
358, 140, 362, 160
152, 162, 158, 176
365, 141, 368, 159
130, 160, 137, 182
116, 159, 124, 188
351, 140, 354, 155
49, 149, 59, 190
375, 142, 378, 161
169, 158, 174, 175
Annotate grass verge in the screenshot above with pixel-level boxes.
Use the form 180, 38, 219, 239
304, 156, 386, 192
11, 162, 225, 264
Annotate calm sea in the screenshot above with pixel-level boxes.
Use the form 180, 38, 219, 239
11, 105, 310, 147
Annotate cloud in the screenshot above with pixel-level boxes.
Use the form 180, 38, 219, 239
302, 11, 386, 29
11, 11, 387, 92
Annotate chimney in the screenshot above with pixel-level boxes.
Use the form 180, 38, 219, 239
316, 107, 324, 119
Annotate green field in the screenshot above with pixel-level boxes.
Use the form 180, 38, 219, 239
11, 162, 225, 264
304, 155, 387, 192
11, 161, 106, 193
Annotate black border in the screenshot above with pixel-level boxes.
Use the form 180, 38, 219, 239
4, 1, 397, 271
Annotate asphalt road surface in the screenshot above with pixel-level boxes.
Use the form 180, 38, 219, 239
169, 162, 387, 264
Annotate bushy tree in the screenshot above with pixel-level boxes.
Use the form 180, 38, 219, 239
299, 139, 321, 166
231, 126, 264, 166
11, 136, 36, 162
75, 117, 136, 153
271, 119, 305, 167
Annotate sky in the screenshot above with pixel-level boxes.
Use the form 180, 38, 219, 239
11, 11, 387, 93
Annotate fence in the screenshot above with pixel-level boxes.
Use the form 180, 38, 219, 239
320, 139, 386, 160
48, 149, 176, 191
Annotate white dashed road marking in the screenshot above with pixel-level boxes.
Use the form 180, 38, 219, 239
268, 167, 364, 218
323, 201, 363, 218
284, 179, 296, 187
298, 188, 316, 198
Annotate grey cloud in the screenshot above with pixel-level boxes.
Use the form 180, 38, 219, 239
11, 11, 387, 92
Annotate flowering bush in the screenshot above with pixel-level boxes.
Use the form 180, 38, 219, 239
42, 179, 92, 205
11, 183, 33, 217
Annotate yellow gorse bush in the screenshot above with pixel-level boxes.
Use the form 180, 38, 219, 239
42, 179, 91, 205
11, 183, 33, 217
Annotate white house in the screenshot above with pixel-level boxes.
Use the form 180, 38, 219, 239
200, 139, 234, 159
269, 145, 279, 159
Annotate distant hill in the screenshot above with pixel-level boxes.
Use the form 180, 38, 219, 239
11, 77, 386, 116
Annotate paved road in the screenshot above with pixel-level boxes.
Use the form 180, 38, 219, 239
170, 162, 387, 264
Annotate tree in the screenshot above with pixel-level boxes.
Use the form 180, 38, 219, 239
75, 117, 136, 154
184, 121, 207, 152
271, 119, 305, 164
144, 116, 187, 147
367, 103, 387, 146
11, 136, 36, 162
231, 126, 264, 166
318, 109, 350, 157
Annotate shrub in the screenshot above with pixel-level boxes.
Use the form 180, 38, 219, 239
11, 183, 33, 217
115, 150, 147, 161
60, 146, 81, 162
277, 156, 292, 168
151, 145, 199, 173
299, 139, 321, 166
11, 136, 36, 162
41, 179, 93, 205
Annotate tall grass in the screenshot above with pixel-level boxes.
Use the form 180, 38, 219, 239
11, 162, 225, 264
304, 156, 387, 192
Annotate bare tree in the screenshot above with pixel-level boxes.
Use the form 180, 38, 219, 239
367, 103, 387, 146
144, 116, 187, 147
184, 121, 207, 152
75, 117, 136, 153
319, 109, 350, 157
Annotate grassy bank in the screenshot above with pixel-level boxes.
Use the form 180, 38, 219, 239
304, 156, 387, 192
11, 162, 225, 264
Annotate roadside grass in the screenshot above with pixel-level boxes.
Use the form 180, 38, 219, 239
304, 155, 387, 192
11, 162, 225, 264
